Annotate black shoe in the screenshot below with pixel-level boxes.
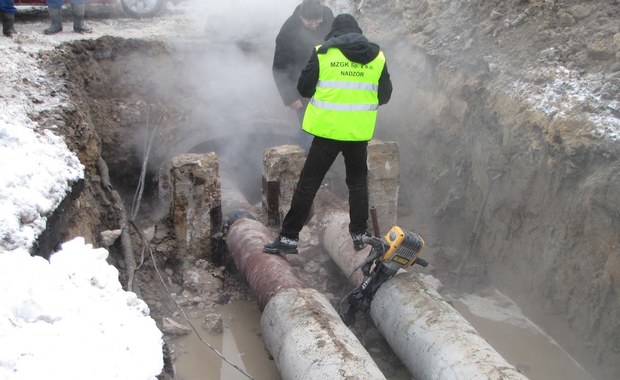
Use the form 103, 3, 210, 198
74, 23, 92, 33
2, 27, 14, 37
351, 232, 369, 251
44, 24, 63, 35
263, 235, 298, 254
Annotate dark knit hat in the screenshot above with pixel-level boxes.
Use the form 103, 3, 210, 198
300, 0, 323, 19
325, 13, 363, 40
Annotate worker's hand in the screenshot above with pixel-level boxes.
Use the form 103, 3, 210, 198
288, 100, 303, 110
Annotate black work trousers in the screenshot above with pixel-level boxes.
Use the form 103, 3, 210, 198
281, 136, 369, 240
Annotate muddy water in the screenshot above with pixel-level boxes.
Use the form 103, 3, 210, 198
448, 289, 595, 380
172, 299, 412, 380
171, 300, 280, 380
170, 290, 594, 380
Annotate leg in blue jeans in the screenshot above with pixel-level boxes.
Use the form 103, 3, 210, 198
0, 0, 16, 14
46, 0, 88, 7
1, 0, 16, 37
46, 0, 64, 9
295, 104, 313, 151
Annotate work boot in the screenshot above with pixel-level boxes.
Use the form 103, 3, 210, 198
44, 8, 63, 35
263, 235, 298, 254
72, 4, 92, 33
351, 231, 370, 251
1, 12, 16, 37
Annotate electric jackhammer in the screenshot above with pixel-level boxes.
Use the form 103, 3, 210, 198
339, 225, 427, 326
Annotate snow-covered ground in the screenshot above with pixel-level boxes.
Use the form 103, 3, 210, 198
0, 238, 164, 379
510, 65, 620, 142
0, 3, 187, 377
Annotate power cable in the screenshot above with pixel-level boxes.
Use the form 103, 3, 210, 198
130, 106, 158, 222
336, 241, 385, 315
129, 221, 254, 380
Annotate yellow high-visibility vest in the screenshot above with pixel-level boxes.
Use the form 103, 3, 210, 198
303, 47, 385, 141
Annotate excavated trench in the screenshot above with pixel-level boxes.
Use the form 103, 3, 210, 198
35, 30, 618, 380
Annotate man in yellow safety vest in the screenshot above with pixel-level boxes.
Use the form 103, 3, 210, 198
264, 13, 392, 254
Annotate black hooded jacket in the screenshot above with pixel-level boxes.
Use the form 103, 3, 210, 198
297, 14, 392, 105
272, 4, 335, 106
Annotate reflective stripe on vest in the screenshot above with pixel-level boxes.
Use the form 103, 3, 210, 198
302, 48, 385, 141
310, 98, 378, 111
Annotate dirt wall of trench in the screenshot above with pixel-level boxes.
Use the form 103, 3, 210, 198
356, 1, 620, 378
36, 37, 191, 289
389, 59, 619, 379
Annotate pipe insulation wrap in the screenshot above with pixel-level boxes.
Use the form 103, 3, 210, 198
261, 287, 387, 380
226, 218, 305, 310
321, 212, 369, 286
370, 272, 528, 380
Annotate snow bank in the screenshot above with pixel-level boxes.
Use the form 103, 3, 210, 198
0, 237, 163, 380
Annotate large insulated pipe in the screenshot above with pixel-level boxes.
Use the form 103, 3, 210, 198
372, 273, 527, 380
224, 194, 386, 379
261, 287, 387, 380
320, 209, 528, 380
321, 212, 368, 286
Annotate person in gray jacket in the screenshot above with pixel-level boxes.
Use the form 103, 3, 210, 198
272, 0, 334, 149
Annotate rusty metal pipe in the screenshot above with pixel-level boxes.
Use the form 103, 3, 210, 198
224, 191, 386, 379
226, 218, 305, 310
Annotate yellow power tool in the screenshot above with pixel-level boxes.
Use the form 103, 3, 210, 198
340, 225, 427, 325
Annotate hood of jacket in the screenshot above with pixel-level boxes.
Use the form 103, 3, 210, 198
319, 14, 380, 64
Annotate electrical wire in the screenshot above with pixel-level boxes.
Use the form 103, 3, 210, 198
130, 106, 158, 223
336, 241, 385, 315
127, 106, 255, 380
130, 222, 254, 380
